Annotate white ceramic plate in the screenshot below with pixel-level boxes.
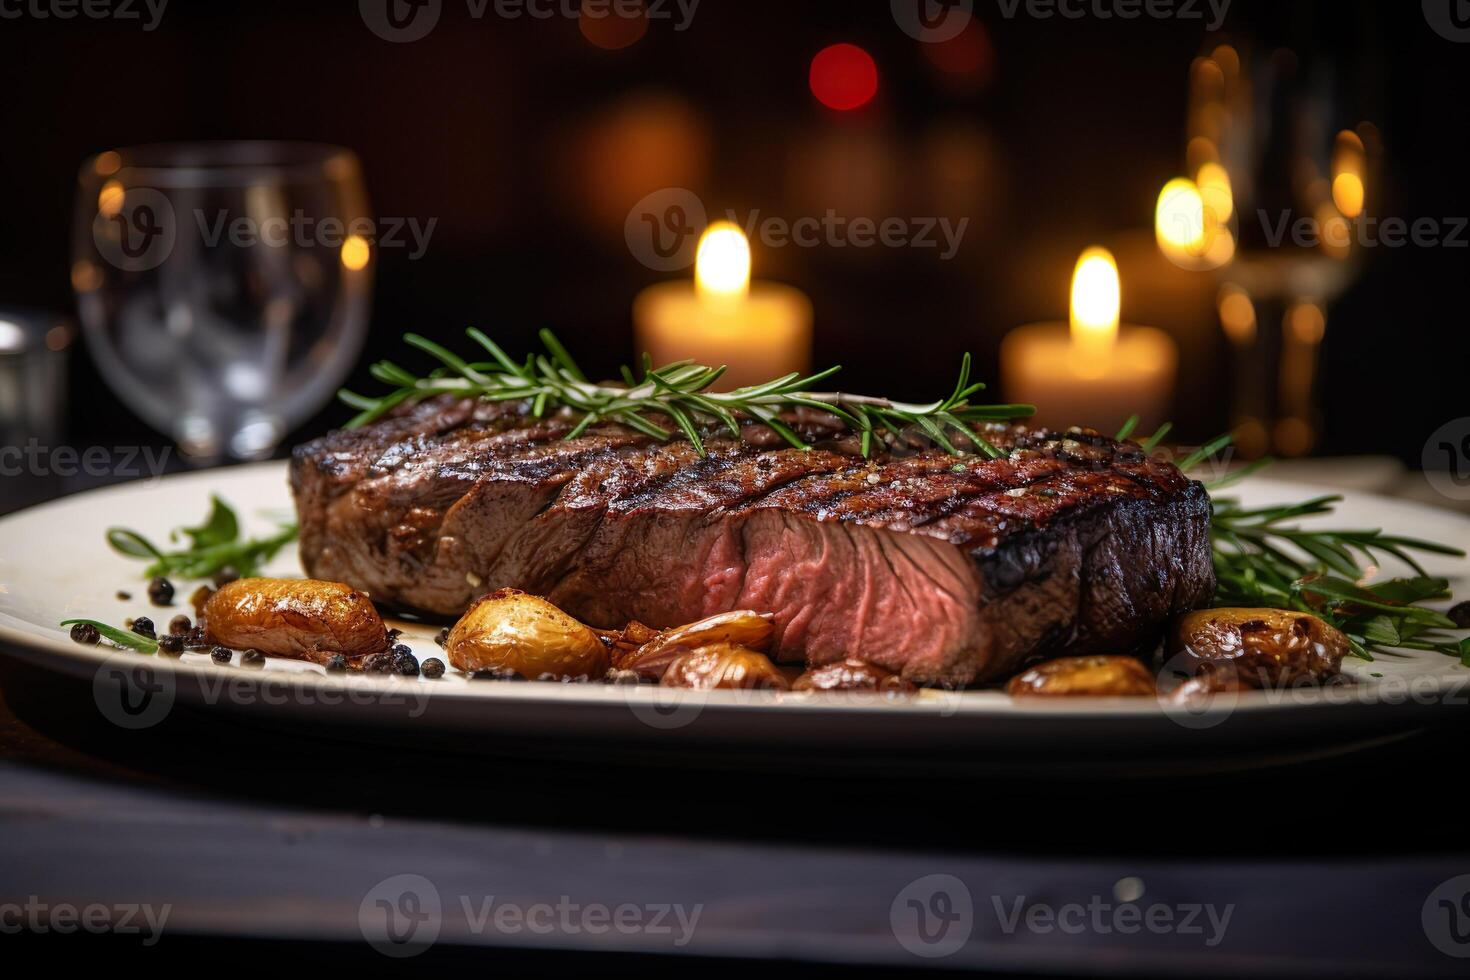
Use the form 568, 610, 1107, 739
2, 462, 1467, 769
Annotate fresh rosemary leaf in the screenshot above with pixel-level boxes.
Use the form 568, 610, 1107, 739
339, 329, 1034, 459
59, 619, 158, 653
1115, 415, 1139, 442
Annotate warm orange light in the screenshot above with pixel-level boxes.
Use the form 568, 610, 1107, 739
1196, 162, 1234, 222
1287, 302, 1326, 344
1156, 178, 1206, 253
694, 222, 751, 302
1217, 284, 1256, 345
98, 180, 125, 218
1069, 246, 1120, 357
94, 151, 122, 176
580, 0, 648, 49
1332, 172, 1365, 218
341, 235, 371, 271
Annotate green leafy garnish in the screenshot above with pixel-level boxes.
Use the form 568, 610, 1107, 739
107, 495, 297, 580
60, 619, 158, 653
1183, 437, 1468, 662
339, 329, 1035, 459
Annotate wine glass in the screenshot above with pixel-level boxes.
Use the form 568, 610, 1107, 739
72, 142, 373, 461
1175, 41, 1375, 458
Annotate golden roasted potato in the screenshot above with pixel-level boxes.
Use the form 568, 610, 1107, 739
660, 644, 790, 691
204, 578, 389, 663
447, 588, 608, 680
1169, 607, 1348, 687
1005, 655, 1156, 698
619, 610, 775, 680
792, 659, 916, 694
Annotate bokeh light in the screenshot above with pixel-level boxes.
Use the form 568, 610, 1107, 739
809, 43, 879, 111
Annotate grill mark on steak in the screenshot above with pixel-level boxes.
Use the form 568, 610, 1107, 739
291, 397, 1215, 684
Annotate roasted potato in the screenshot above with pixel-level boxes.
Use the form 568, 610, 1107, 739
619, 610, 775, 680
447, 588, 609, 680
792, 658, 916, 694
204, 578, 389, 663
1169, 607, 1348, 687
660, 644, 790, 691
1005, 655, 1156, 698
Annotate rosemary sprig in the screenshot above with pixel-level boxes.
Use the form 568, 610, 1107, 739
107, 495, 297, 580
59, 619, 159, 654
1178, 436, 1469, 663
339, 330, 1035, 459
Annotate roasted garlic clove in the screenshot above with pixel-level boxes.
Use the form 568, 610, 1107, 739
792, 658, 916, 694
1005, 655, 1157, 697
447, 588, 609, 680
620, 610, 775, 680
660, 643, 791, 691
203, 577, 389, 664
1169, 607, 1348, 687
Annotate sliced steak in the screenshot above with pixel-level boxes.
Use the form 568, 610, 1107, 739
290, 397, 1214, 685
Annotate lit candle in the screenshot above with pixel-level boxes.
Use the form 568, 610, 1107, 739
633, 222, 812, 389
1001, 247, 1177, 437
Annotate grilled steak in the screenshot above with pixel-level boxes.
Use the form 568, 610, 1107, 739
290, 397, 1214, 685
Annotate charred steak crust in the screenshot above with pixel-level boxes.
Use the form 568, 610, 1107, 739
290, 397, 1214, 685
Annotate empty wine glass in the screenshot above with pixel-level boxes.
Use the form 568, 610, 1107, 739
72, 142, 373, 461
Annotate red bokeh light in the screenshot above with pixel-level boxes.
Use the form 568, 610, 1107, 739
809, 43, 879, 112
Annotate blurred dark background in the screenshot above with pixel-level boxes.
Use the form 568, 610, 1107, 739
0, 0, 1464, 466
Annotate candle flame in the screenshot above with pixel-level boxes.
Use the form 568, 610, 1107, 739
1070, 246, 1120, 355
695, 221, 751, 301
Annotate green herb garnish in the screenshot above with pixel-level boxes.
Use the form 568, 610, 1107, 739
1159, 427, 1469, 664
59, 619, 158, 653
107, 495, 297, 580
339, 329, 1035, 459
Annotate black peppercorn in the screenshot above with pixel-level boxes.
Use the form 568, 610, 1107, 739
325, 654, 349, 672
361, 651, 397, 673
158, 634, 185, 655
421, 658, 445, 679
69, 623, 101, 645
240, 649, 266, 668
396, 653, 420, 677
212, 566, 240, 588
210, 646, 233, 664
115, 591, 132, 601
184, 627, 211, 650
131, 617, 156, 640
435, 627, 450, 647
168, 614, 192, 635
1449, 601, 1470, 629
147, 577, 174, 606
